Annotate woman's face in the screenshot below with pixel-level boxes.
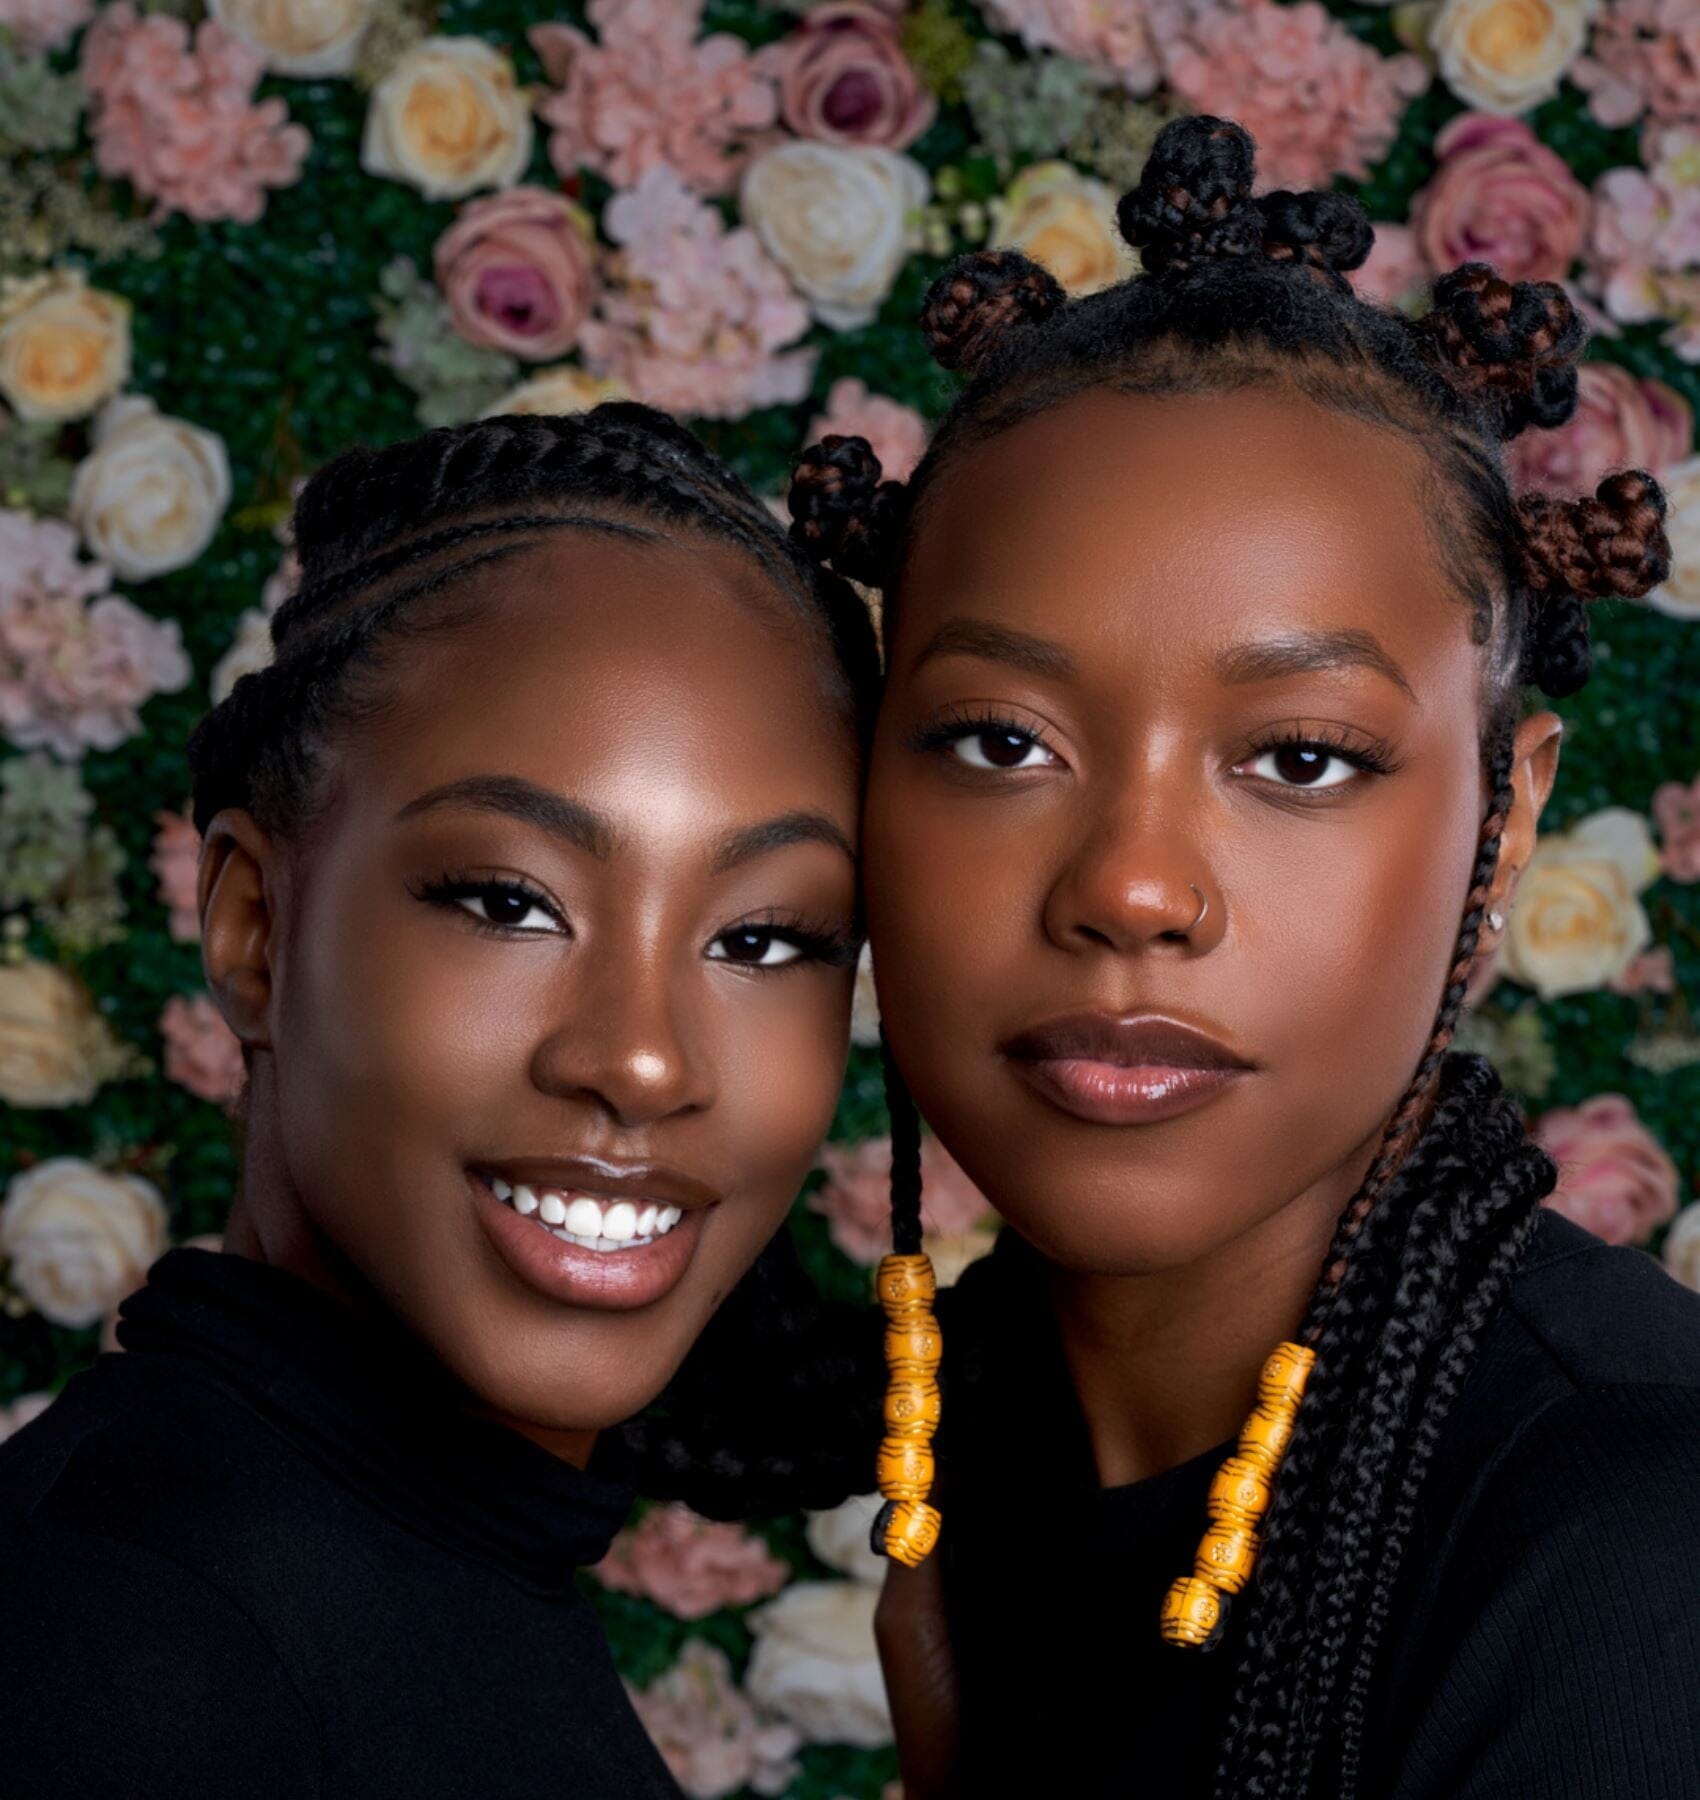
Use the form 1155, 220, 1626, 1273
212, 528, 861, 1431
866, 385, 1542, 1275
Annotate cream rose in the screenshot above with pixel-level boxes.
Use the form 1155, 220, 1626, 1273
483, 364, 626, 418
745, 1579, 892, 1747
1648, 454, 1700, 621
69, 397, 231, 581
1663, 1202, 1700, 1292
741, 141, 928, 330
208, 0, 372, 75
211, 607, 276, 704
0, 959, 132, 1108
1502, 806, 1658, 999
990, 160, 1132, 297
362, 36, 532, 202
804, 1491, 887, 1585
1430, 0, 1592, 113
0, 271, 131, 424
0, 1158, 167, 1329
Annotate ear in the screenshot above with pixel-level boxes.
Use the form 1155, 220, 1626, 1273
198, 808, 282, 1053
1487, 711, 1563, 925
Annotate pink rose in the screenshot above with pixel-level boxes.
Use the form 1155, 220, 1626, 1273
1607, 945, 1677, 994
1653, 773, 1700, 881
1413, 114, 1591, 285
812, 1135, 994, 1266
433, 187, 598, 363
150, 808, 202, 943
1508, 360, 1692, 496
1351, 221, 1431, 311
762, 2, 935, 151
806, 378, 929, 483
593, 1504, 789, 1620
158, 992, 245, 1108
1534, 1093, 1679, 1246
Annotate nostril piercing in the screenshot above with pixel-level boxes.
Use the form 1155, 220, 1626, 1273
1186, 884, 1209, 933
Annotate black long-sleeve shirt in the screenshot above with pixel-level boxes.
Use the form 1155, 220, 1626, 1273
940, 1205, 1700, 1796
0, 1247, 682, 1800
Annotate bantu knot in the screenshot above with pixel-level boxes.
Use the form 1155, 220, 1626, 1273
1117, 115, 1262, 275
918, 250, 1066, 374
788, 435, 909, 589
1256, 189, 1375, 291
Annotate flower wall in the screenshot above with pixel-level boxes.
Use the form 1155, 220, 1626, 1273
1, 0, 1698, 1792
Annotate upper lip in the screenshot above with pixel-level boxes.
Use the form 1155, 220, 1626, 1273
471, 1156, 722, 1209
1000, 1012, 1253, 1071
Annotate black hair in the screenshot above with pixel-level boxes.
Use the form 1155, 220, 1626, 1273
778, 116, 1672, 1799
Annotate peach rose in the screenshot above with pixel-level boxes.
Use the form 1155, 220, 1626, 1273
1533, 1093, 1678, 1246
0, 271, 131, 424
990, 160, 1130, 298
1430, 0, 1591, 114
70, 396, 231, 580
361, 36, 532, 201
207, 0, 372, 75
0, 1156, 167, 1327
0, 959, 132, 1108
435, 186, 597, 362
483, 364, 627, 418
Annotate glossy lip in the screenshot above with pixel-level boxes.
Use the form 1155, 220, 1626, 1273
468, 1161, 716, 1311
1001, 1012, 1254, 1127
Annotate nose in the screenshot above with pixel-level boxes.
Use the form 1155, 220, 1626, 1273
528, 941, 717, 1128
1042, 798, 1223, 956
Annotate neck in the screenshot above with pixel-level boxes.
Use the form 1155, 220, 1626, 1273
1047, 1125, 1385, 1489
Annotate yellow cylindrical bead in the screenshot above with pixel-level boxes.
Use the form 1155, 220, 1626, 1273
876, 1434, 934, 1502
884, 1315, 942, 1374
1196, 1522, 1261, 1595
882, 1499, 942, 1568
1159, 1577, 1224, 1648
1257, 1341, 1316, 1411
1239, 1403, 1296, 1469
882, 1375, 942, 1435
1206, 1455, 1272, 1528
877, 1254, 936, 1312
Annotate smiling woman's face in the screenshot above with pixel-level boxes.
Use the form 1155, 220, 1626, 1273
866, 385, 1537, 1275
211, 527, 861, 1432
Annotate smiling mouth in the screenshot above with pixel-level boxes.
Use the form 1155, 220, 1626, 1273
477, 1173, 686, 1255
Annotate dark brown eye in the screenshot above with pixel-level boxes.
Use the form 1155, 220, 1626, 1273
953, 728, 1053, 771
1246, 744, 1357, 790
708, 929, 803, 967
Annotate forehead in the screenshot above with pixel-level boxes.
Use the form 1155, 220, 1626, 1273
901, 385, 1470, 681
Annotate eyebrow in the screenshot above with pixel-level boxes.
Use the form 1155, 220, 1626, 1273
1215, 629, 1416, 701
711, 810, 855, 873
910, 617, 1078, 682
393, 775, 616, 859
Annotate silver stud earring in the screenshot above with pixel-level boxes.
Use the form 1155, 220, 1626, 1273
1486, 908, 1505, 933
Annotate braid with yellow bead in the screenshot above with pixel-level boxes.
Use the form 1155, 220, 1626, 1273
870, 1032, 943, 1568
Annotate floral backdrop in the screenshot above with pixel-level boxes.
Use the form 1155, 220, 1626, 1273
0, 0, 1697, 1790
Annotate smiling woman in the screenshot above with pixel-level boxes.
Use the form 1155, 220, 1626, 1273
0, 404, 878, 1798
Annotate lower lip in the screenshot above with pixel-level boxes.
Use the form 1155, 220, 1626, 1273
1012, 1058, 1245, 1126
469, 1171, 708, 1311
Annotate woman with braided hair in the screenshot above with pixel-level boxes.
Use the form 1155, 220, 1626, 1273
783, 116, 1700, 1798
0, 402, 880, 1798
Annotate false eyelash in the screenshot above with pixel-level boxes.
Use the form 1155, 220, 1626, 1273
1246, 722, 1404, 779
411, 869, 564, 935
721, 908, 864, 971
907, 703, 1054, 758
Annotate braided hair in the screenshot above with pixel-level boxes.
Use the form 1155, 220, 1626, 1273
785, 116, 1672, 1799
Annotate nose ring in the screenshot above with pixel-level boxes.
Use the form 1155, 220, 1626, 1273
1186, 884, 1209, 933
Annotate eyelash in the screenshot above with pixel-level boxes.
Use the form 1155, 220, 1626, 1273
412, 873, 860, 970
908, 704, 1059, 768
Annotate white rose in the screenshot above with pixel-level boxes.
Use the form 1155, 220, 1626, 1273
1648, 455, 1700, 620
208, 0, 372, 75
805, 1492, 887, 1585
362, 36, 532, 202
741, 143, 928, 331
0, 271, 131, 424
849, 943, 881, 1049
1, 1158, 167, 1328
745, 1579, 892, 1748
70, 396, 231, 580
990, 160, 1132, 298
1663, 1203, 1700, 1292
1502, 806, 1657, 999
483, 365, 626, 418
1430, 0, 1592, 113
0, 959, 131, 1108
925, 1224, 998, 1288
211, 607, 277, 704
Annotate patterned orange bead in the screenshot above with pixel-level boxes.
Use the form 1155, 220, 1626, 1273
1238, 1403, 1296, 1470
882, 1376, 942, 1435
877, 1253, 937, 1312
1197, 1522, 1261, 1595
882, 1499, 942, 1568
1257, 1341, 1316, 1411
875, 1433, 934, 1501
1206, 1455, 1272, 1528
1159, 1576, 1223, 1648
884, 1315, 942, 1373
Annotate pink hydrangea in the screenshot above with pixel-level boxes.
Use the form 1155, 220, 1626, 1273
1584, 123, 1700, 363
159, 993, 245, 1107
979, 0, 1164, 94
0, 0, 93, 52
1412, 114, 1591, 285
1351, 221, 1431, 311
1534, 1093, 1679, 1246
812, 1134, 994, 1266
628, 1639, 800, 1800
80, 4, 310, 225
1573, 0, 1700, 129
531, 0, 778, 197
150, 808, 203, 942
1157, 0, 1428, 189
1507, 359, 1692, 495
0, 510, 190, 758
593, 1504, 790, 1620
580, 164, 814, 420
761, 1, 935, 151
806, 378, 929, 482
434, 186, 599, 362
1653, 772, 1700, 880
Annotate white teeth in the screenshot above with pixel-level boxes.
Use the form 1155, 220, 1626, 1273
514, 1185, 539, 1217
635, 1204, 658, 1237
564, 1197, 604, 1238
658, 1205, 682, 1232
491, 1175, 513, 1202
603, 1201, 638, 1242
539, 1191, 567, 1225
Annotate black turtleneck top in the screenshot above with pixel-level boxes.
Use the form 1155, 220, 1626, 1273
0, 1248, 681, 1800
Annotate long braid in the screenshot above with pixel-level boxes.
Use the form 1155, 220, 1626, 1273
882, 1028, 924, 1258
